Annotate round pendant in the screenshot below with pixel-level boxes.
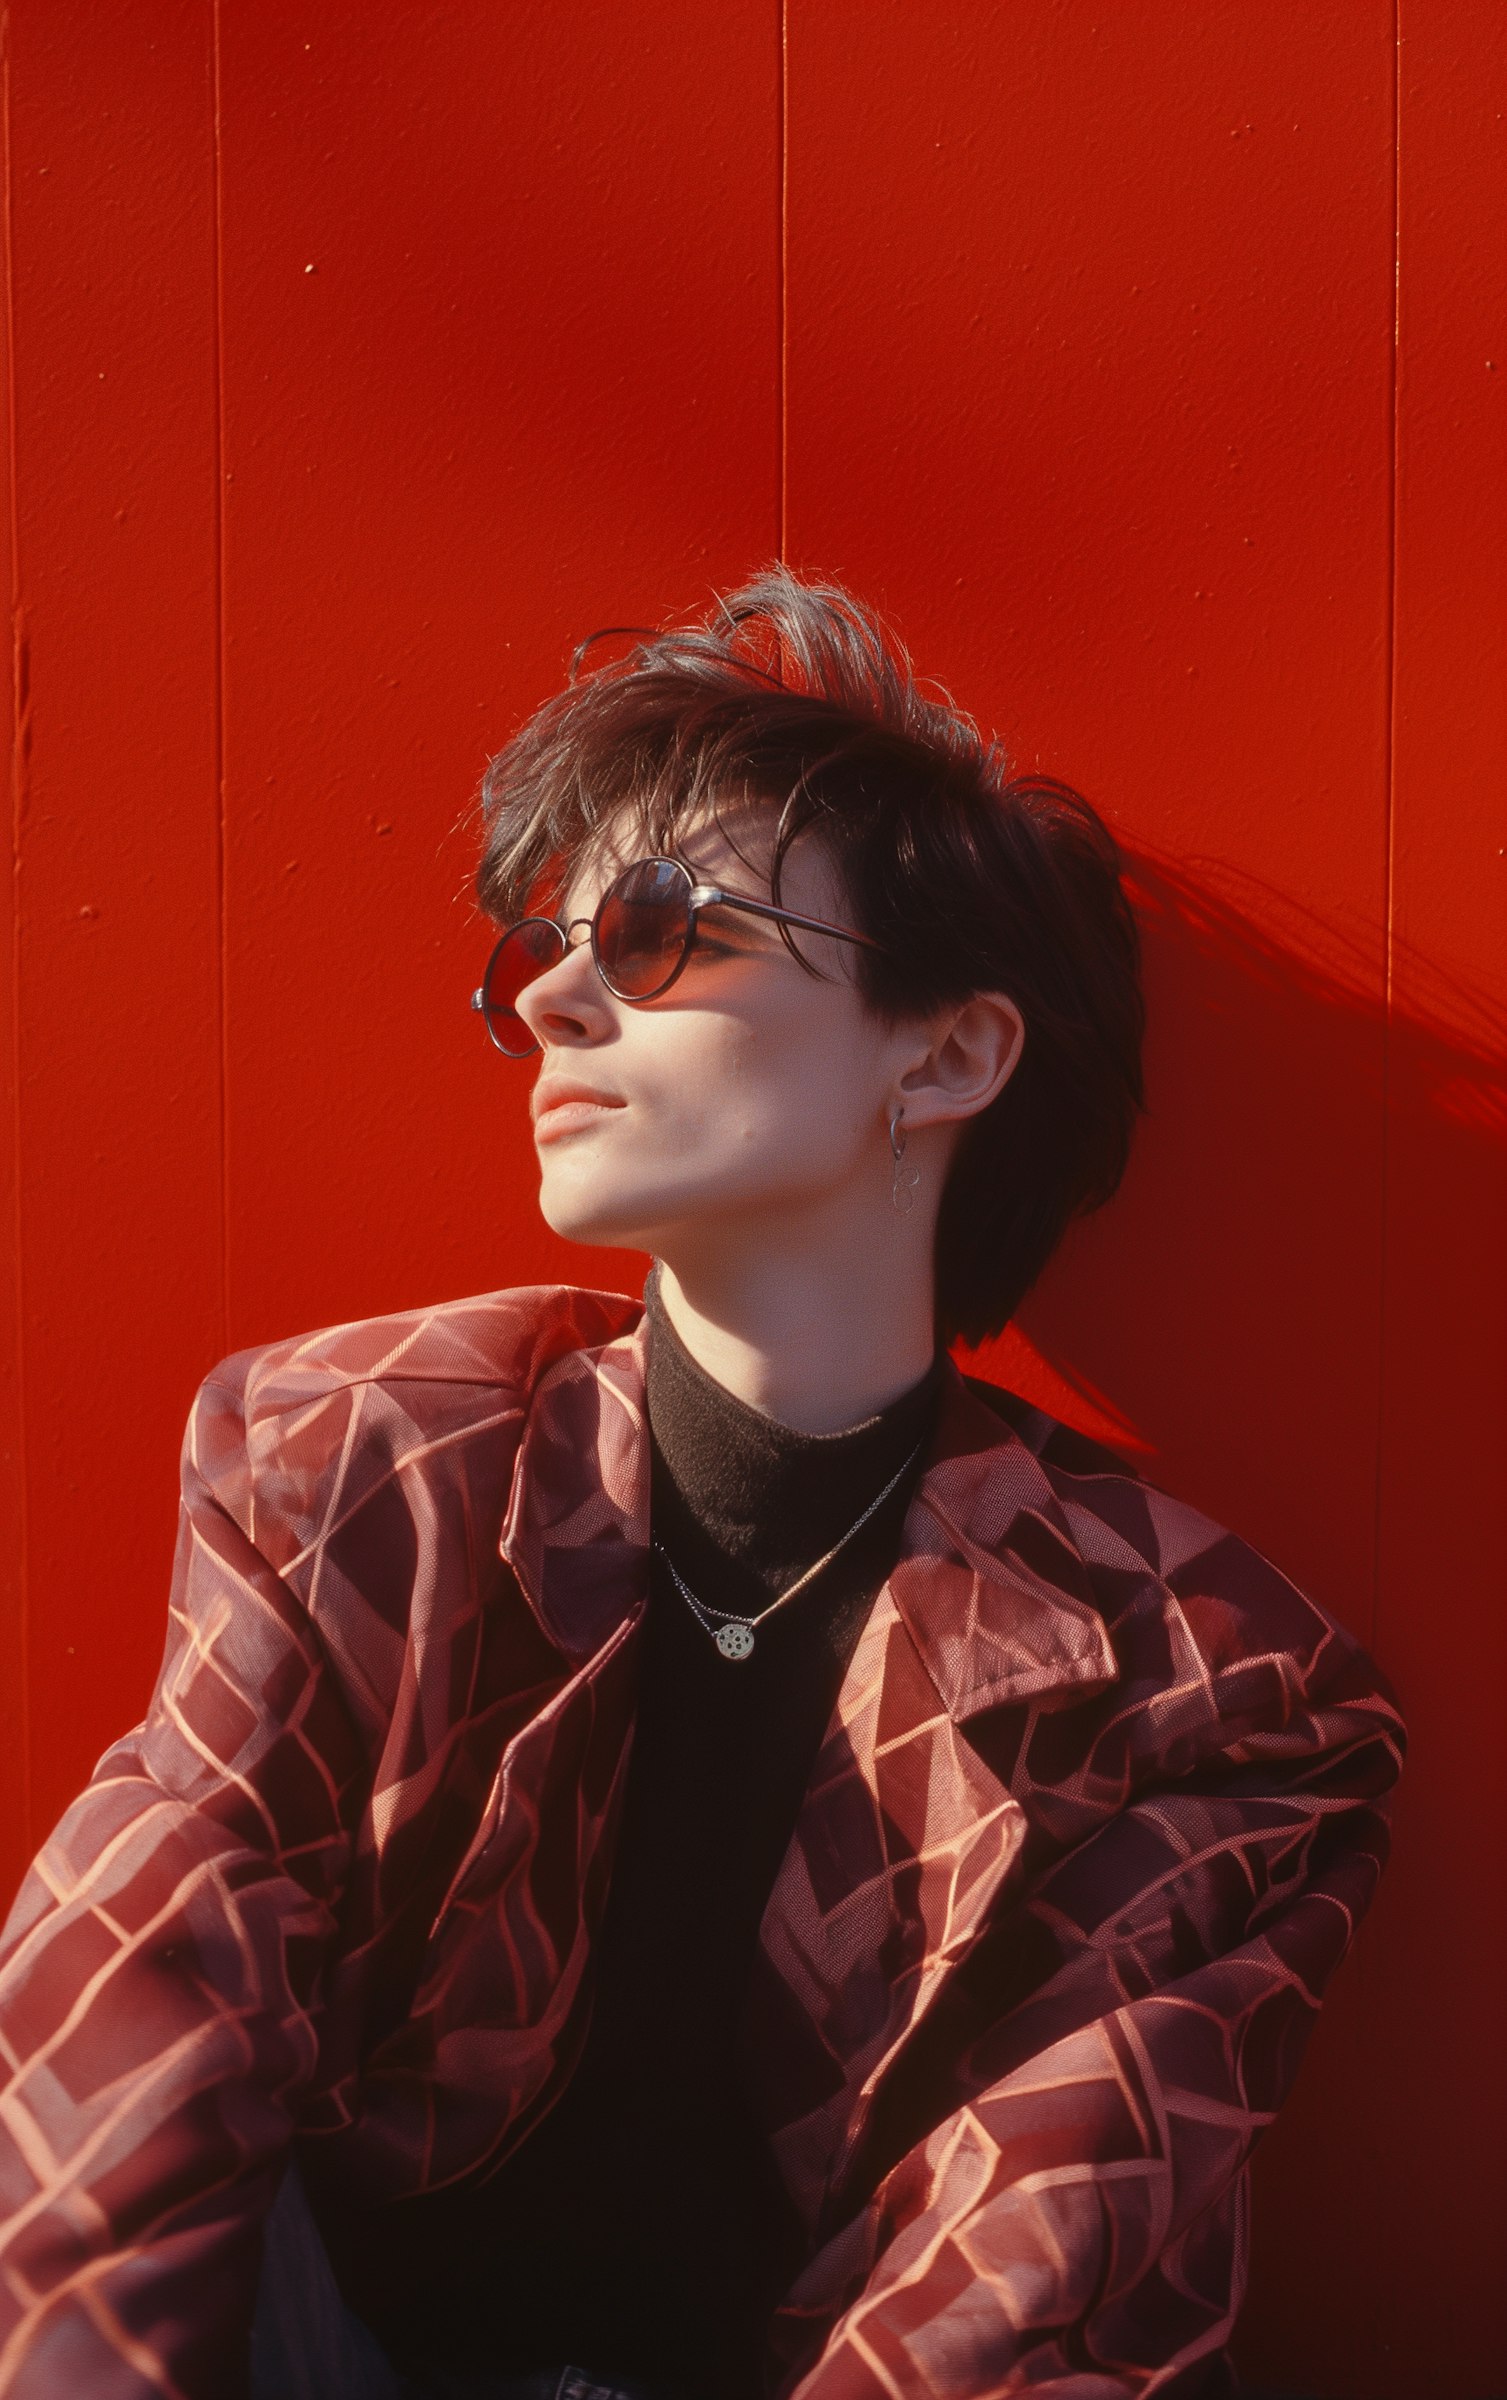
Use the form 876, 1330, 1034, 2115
714, 1622, 755, 1660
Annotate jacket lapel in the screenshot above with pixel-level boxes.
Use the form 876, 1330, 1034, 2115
745, 1363, 1119, 2236
397, 1314, 653, 2176
501, 1311, 653, 1659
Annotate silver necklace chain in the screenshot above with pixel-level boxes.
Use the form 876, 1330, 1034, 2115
651, 1436, 926, 1662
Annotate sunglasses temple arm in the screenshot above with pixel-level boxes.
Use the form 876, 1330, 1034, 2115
694, 888, 883, 953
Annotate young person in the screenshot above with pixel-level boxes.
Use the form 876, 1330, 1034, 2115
0, 573, 1403, 2400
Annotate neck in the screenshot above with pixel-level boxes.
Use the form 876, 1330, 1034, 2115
648, 1234, 940, 1435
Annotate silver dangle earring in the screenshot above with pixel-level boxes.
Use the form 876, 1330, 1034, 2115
888, 1104, 920, 1214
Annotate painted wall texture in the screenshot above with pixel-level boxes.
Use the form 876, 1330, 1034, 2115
1, 5, 1503, 2395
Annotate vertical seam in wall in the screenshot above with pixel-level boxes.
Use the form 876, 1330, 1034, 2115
1372, 0, 1402, 1656
211, 0, 229, 1355
2, 0, 31, 1858
778, 0, 788, 561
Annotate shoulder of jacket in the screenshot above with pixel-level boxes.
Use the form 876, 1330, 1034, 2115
185, 1284, 643, 1559
205, 1282, 643, 1419
961, 1371, 1388, 1698
962, 1372, 1144, 1484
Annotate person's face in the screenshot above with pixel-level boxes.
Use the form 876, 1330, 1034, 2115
512, 811, 918, 1261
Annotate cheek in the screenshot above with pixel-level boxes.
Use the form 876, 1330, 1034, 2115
726, 1009, 886, 1155
607, 984, 890, 1168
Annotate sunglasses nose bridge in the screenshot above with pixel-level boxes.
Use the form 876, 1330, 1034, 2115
513, 919, 596, 1010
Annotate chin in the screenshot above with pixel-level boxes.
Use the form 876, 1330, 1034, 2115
538, 1176, 657, 1253
538, 1165, 740, 1256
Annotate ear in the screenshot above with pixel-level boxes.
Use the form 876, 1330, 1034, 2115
894, 991, 1025, 1131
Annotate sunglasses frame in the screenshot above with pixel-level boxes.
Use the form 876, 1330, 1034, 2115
470, 854, 883, 1059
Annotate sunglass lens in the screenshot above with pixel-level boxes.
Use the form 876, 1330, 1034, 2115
483, 918, 565, 1054
594, 859, 693, 998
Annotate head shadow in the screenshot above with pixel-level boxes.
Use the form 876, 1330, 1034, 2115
961, 842, 1505, 1645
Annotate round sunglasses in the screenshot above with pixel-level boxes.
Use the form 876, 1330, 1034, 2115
471, 854, 882, 1059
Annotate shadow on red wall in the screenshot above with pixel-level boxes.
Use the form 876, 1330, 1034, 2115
974, 846, 1502, 1522
965, 849, 1504, 2396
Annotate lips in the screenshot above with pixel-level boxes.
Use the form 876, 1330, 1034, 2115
531, 1080, 627, 1131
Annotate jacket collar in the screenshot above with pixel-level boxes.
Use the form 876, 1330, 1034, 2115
501, 1297, 1117, 1718
888, 1360, 1118, 1712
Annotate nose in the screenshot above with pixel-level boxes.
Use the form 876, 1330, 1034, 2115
511, 923, 615, 1051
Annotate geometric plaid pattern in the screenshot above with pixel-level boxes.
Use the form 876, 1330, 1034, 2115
0, 1284, 1404, 2399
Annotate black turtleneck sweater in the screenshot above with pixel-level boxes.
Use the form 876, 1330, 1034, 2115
339, 1272, 941, 2400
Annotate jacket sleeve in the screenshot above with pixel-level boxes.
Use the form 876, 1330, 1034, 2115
778, 1608, 1404, 2400
0, 1363, 366, 2400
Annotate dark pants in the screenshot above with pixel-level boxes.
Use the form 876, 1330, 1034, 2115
249, 2161, 677, 2400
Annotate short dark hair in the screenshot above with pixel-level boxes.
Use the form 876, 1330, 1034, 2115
475, 567, 1145, 1345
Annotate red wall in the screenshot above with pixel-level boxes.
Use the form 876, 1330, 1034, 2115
2, 7, 1502, 2393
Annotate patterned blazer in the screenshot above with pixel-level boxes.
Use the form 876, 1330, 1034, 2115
0, 1284, 1403, 2400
